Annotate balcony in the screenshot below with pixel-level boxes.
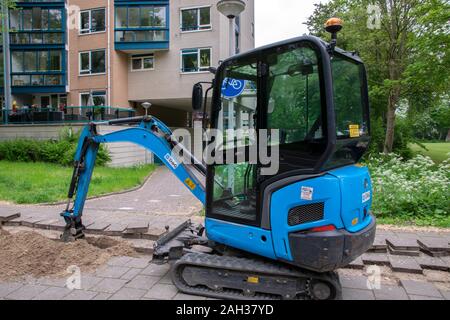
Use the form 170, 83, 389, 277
114, 1, 169, 52
6, 3, 66, 94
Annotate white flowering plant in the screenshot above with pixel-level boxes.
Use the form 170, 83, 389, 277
366, 153, 450, 227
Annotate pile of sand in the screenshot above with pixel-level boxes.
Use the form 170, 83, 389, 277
0, 230, 137, 281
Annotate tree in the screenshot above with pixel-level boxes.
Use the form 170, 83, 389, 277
306, 0, 450, 153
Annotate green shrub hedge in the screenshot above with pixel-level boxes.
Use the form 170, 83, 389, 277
0, 127, 110, 166
367, 153, 450, 227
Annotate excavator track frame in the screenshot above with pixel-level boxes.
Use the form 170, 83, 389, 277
171, 252, 342, 300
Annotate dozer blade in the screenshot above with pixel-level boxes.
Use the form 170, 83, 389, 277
152, 219, 209, 264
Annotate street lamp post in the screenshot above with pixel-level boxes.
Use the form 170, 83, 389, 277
217, 0, 246, 57
216, 1, 246, 193
1, 1, 11, 124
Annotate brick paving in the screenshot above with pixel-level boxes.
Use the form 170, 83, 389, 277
0, 254, 447, 300
1, 167, 449, 300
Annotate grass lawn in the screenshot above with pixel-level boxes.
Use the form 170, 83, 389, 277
0, 161, 156, 204
410, 142, 450, 163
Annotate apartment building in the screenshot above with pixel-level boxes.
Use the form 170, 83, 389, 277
1, 0, 255, 127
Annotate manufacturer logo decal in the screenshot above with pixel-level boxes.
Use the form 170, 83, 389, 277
164, 154, 179, 170
301, 186, 314, 201
362, 191, 371, 203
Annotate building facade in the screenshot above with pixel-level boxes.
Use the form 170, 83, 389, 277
1, 0, 255, 127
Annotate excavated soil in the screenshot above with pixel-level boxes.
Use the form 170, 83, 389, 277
0, 229, 137, 281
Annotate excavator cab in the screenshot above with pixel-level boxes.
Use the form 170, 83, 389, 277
198, 33, 375, 272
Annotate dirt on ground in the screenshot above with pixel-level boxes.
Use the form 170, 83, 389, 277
0, 230, 137, 281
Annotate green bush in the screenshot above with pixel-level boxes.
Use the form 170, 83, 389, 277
0, 127, 110, 166
366, 153, 450, 227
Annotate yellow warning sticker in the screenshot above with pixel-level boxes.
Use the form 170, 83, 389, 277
247, 276, 259, 284
185, 178, 196, 190
349, 124, 360, 138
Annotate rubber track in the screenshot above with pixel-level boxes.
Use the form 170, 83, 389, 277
171, 252, 342, 300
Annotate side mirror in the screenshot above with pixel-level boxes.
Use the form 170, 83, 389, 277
192, 83, 203, 111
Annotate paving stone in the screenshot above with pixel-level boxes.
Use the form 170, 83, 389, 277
0, 282, 23, 298
387, 245, 420, 257
394, 232, 419, 239
92, 292, 112, 300
400, 280, 442, 298
20, 216, 45, 228
373, 285, 409, 300
107, 256, 133, 267
376, 230, 396, 237
104, 223, 128, 237
418, 237, 450, 252
85, 221, 111, 234
389, 256, 423, 274
140, 263, 170, 277
408, 295, 444, 300
5, 284, 48, 300
361, 253, 390, 266
173, 292, 207, 300
415, 256, 448, 271
130, 239, 155, 254
35, 219, 60, 230
439, 290, 450, 300
63, 290, 98, 300
91, 278, 128, 294
124, 257, 151, 269
142, 228, 167, 241
386, 237, 420, 251
80, 275, 103, 291
342, 288, 375, 300
371, 235, 388, 251
123, 222, 149, 234
33, 286, 71, 300
125, 275, 160, 290
96, 266, 130, 279
109, 287, 147, 300
158, 272, 173, 285
346, 257, 365, 270
47, 220, 67, 231
0, 211, 20, 222
340, 275, 370, 290
121, 268, 142, 281
144, 284, 178, 300
36, 277, 67, 288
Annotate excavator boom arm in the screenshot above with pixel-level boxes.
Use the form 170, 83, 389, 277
61, 116, 206, 237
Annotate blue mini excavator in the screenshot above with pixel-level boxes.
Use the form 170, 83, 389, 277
60, 19, 376, 300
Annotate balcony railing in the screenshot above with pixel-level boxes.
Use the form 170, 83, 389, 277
1, 106, 136, 125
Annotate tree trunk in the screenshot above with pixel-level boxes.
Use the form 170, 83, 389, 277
383, 87, 400, 153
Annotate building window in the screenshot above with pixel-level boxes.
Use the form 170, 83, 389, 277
80, 8, 106, 34
181, 48, 211, 73
11, 50, 63, 77
10, 8, 63, 31
131, 54, 154, 71
181, 7, 211, 32
79, 50, 106, 75
81, 91, 107, 106
115, 6, 167, 28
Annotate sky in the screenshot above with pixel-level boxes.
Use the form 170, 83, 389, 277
255, 0, 330, 47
